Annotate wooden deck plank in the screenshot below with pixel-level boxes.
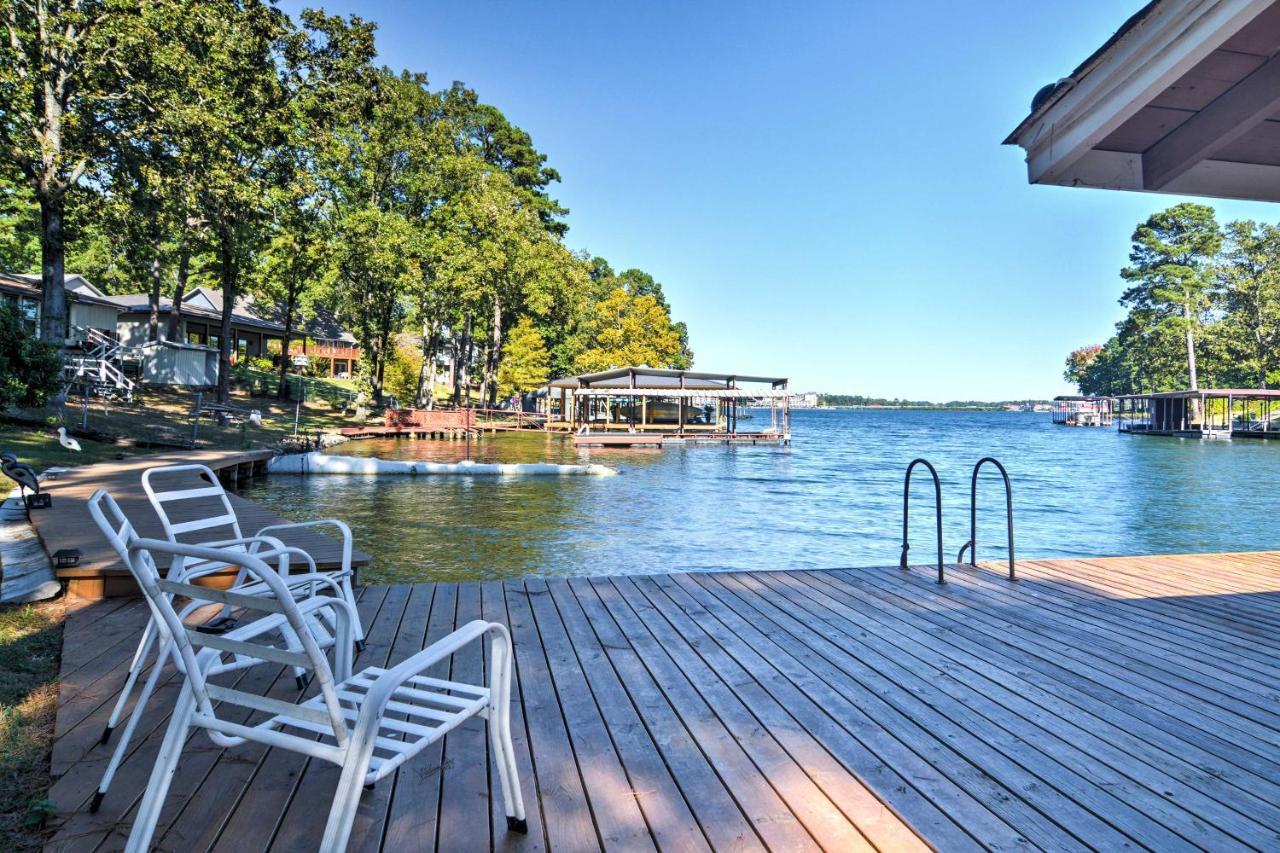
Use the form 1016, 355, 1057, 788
436, 583, 497, 853
561, 577, 764, 852
501, 581, 601, 851
612, 576, 875, 852
379, 583, 457, 852
747, 569, 1238, 849
45, 550, 1280, 851
823, 568, 1280, 846
846, 566, 1280, 773
689, 571, 1152, 851
586, 576, 821, 852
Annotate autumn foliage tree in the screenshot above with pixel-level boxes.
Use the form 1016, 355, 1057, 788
575, 288, 685, 373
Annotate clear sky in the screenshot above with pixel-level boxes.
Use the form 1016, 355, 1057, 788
282, 0, 1279, 400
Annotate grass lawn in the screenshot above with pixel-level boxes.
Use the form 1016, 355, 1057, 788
0, 600, 63, 851
3, 384, 374, 473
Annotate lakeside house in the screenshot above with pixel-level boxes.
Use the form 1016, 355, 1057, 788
0, 272, 123, 342
3, 272, 362, 384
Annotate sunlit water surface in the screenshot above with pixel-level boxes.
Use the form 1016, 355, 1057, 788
241, 409, 1280, 583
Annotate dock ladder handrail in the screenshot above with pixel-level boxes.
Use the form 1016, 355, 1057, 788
901, 458, 944, 584
956, 457, 1015, 580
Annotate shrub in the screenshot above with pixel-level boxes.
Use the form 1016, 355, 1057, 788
0, 304, 63, 410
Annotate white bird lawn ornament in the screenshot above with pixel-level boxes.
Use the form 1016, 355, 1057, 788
249, 409, 263, 427
57, 427, 82, 452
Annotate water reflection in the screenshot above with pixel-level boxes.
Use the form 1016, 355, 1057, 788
241, 409, 1280, 583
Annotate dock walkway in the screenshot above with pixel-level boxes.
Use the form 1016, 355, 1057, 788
26, 449, 368, 598
44, 551, 1280, 850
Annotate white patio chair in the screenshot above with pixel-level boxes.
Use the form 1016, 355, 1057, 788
140, 463, 364, 645
87, 489, 352, 812
121, 538, 526, 853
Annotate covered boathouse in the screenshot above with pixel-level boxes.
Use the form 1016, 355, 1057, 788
1117, 388, 1280, 438
547, 367, 791, 447
1053, 395, 1115, 426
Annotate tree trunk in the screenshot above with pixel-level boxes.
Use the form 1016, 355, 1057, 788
1183, 299, 1201, 423
417, 317, 441, 407
167, 224, 192, 341
1183, 300, 1199, 391
485, 295, 503, 407
454, 313, 473, 406
216, 229, 236, 406
147, 239, 163, 342
38, 194, 67, 349
277, 273, 299, 399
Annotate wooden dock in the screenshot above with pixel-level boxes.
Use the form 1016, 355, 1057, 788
43, 552, 1280, 850
26, 450, 369, 598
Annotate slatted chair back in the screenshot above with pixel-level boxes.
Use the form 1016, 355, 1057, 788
141, 464, 244, 547
124, 538, 352, 757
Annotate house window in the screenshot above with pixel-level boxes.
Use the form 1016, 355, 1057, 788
2, 294, 40, 333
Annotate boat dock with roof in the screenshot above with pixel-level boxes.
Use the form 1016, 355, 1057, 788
547, 367, 792, 448
1117, 389, 1280, 439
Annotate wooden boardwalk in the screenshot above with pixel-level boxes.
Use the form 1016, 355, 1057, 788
44, 552, 1280, 851
26, 450, 369, 597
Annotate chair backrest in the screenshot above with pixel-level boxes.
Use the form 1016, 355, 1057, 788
88, 489, 180, 655
87, 488, 140, 566
123, 537, 352, 753
141, 464, 244, 545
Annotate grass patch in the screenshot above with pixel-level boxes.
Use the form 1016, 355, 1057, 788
3, 384, 375, 472
0, 600, 63, 851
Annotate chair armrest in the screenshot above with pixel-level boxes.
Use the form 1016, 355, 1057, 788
197, 534, 288, 552
255, 519, 352, 573
355, 620, 503, 733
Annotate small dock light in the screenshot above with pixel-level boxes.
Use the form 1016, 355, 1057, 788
53, 548, 81, 568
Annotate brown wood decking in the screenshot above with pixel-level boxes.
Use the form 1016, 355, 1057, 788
26, 450, 369, 598
45, 552, 1280, 851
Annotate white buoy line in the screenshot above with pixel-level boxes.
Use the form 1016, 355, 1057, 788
268, 451, 618, 477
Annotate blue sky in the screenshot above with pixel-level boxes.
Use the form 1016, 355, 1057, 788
284, 1, 1278, 400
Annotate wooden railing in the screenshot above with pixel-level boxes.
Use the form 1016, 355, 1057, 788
288, 342, 360, 361
386, 408, 476, 431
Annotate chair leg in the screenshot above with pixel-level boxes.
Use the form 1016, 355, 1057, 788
93, 645, 168, 810
340, 574, 365, 646
489, 638, 526, 833
102, 620, 158, 745
319, 737, 377, 853
124, 687, 194, 853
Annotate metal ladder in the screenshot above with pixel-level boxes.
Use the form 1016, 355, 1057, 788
900, 458, 944, 584
956, 457, 1016, 580
901, 457, 1016, 584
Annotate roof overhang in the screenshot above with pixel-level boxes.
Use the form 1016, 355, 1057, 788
1005, 0, 1280, 202
568, 388, 793, 399
549, 367, 788, 390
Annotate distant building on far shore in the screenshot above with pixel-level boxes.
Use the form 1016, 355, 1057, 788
792, 392, 819, 408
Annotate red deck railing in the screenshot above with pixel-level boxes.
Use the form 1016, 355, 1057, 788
385, 408, 476, 431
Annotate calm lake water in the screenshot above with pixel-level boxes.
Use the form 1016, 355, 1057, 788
242, 409, 1280, 584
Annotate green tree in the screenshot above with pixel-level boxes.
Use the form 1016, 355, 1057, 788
0, 0, 148, 346
498, 316, 550, 397
1120, 204, 1223, 396
0, 303, 63, 409
1217, 220, 1280, 388
575, 287, 685, 373
0, 172, 38, 271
